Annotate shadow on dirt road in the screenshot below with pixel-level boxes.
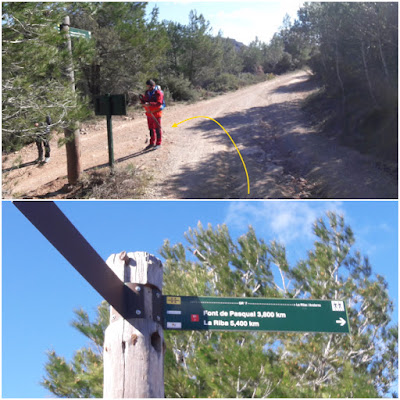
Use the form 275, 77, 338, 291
158, 92, 397, 199
158, 101, 312, 199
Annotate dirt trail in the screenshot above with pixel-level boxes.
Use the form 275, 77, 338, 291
2, 70, 397, 199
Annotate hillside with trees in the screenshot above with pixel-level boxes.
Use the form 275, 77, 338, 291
3, 2, 397, 164
298, 2, 398, 162
40, 213, 398, 397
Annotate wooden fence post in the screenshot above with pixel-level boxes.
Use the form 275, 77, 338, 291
103, 251, 164, 398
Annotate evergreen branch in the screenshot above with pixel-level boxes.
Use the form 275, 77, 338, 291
277, 264, 288, 294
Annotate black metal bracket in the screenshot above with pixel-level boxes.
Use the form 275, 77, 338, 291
110, 283, 163, 325
124, 283, 146, 319
152, 288, 163, 324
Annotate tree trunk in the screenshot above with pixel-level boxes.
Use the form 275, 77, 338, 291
378, 36, 390, 83
360, 39, 379, 108
334, 34, 346, 113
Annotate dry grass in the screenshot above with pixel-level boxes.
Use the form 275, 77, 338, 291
68, 163, 152, 199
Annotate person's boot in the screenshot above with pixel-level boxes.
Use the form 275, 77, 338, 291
155, 129, 162, 149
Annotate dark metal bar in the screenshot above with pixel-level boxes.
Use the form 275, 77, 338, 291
13, 201, 127, 317
152, 288, 163, 324
106, 112, 114, 168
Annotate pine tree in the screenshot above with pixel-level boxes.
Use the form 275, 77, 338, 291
2, 2, 92, 151
239, 37, 265, 74
67, 2, 170, 99
163, 10, 223, 87
42, 212, 397, 397
296, 2, 398, 159
41, 302, 108, 397
161, 213, 396, 397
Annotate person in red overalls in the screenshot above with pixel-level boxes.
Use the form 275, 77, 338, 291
140, 79, 164, 150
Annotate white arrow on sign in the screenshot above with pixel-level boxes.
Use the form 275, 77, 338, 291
336, 317, 346, 326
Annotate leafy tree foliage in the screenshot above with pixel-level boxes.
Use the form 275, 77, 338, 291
297, 2, 398, 160
240, 37, 265, 74
3, 2, 305, 154
42, 212, 397, 397
298, 2, 397, 104
163, 11, 229, 91
237, 14, 314, 75
2, 2, 92, 151
162, 213, 397, 397
261, 35, 286, 74
41, 302, 108, 397
67, 3, 169, 97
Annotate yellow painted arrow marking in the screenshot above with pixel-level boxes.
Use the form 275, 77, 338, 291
172, 116, 250, 194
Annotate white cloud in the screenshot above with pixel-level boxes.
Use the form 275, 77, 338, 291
224, 201, 345, 246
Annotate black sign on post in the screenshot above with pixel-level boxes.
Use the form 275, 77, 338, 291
95, 94, 126, 116
95, 94, 127, 168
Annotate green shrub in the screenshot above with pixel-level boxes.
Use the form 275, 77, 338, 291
164, 75, 198, 102
265, 73, 275, 81
2, 134, 31, 154
275, 52, 293, 73
237, 72, 266, 87
194, 67, 217, 89
160, 86, 172, 103
208, 73, 239, 92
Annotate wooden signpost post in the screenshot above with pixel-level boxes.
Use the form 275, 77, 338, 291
60, 17, 86, 184
14, 201, 350, 398
59, 17, 91, 184
104, 251, 164, 398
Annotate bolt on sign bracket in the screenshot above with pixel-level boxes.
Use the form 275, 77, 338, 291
152, 289, 163, 324
125, 283, 146, 319
111, 283, 163, 324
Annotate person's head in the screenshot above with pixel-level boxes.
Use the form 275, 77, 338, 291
146, 79, 155, 90
34, 122, 39, 127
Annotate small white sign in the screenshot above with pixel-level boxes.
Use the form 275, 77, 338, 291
331, 301, 344, 311
167, 310, 182, 315
167, 322, 182, 329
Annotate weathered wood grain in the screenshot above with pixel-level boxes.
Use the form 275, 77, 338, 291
104, 251, 164, 398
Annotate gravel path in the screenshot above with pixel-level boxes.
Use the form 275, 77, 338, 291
2, 70, 397, 199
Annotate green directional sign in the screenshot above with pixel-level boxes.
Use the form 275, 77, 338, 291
69, 27, 91, 40
163, 296, 350, 334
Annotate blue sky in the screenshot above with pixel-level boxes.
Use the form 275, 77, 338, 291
2, 200, 398, 397
147, 1, 303, 45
